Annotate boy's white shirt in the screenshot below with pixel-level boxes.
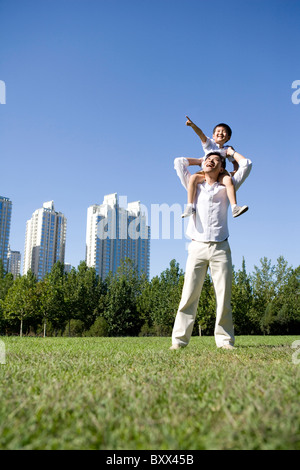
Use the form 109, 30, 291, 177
202, 137, 235, 163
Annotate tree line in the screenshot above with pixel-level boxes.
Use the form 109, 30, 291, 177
0, 256, 299, 337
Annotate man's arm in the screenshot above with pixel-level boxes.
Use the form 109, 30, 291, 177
226, 146, 239, 173
186, 116, 207, 144
185, 157, 204, 166
227, 147, 246, 164
174, 156, 204, 190
226, 147, 252, 190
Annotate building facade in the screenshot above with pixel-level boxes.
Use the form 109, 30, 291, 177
23, 201, 67, 280
0, 196, 12, 269
86, 193, 150, 279
7, 246, 21, 279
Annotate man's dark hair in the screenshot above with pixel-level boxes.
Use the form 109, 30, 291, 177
213, 123, 232, 139
206, 151, 226, 169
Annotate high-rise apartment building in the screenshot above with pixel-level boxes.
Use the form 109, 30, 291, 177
0, 196, 12, 269
7, 246, 21, 279
23, 201, 67, 280
86, 193, 150, 279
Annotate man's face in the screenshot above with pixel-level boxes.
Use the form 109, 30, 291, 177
203, 154, 223, 174
213, 126, 229, 146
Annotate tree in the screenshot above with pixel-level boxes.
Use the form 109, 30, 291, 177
1, 271, 38, 336
0, 260, 14, 334
85, 316, 109, 337
268, 264, 300, 334
74, 261, 106, 329
41, 262, 67, 336
250, 257, 299, 335
249, 257, 276, 333
231, 259, 253, 334
136, 275, 159, 334
62, 266, 79, 334
137, 260, 184, 336
0, 260, 14, 300
102, 259, 144, 336
196, 273, 216, 335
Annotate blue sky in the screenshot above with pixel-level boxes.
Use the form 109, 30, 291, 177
0, 0, 300, 278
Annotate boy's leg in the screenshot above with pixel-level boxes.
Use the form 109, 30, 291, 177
218, 173, 248, 218
208, 240, 235, 348
171, 241, 209, 347
187, 172, 205, 204
182, 173, 205, 218
218, 174, 236, 206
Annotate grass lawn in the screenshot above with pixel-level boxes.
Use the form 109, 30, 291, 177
0, 335, 299, 450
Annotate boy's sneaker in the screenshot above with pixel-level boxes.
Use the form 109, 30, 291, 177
181, 206, 196, 218
232, 205, 248, 218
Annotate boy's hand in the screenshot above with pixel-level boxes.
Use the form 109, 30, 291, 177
185, 116, 207, 144
185, 116, 194, 127
226, 146, 235, 157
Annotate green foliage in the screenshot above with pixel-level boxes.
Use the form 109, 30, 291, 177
0, 260, 15, 334
0, 255, 299, 337
63, 319, 85, 337
102, 259, 143, 336
85, 316, 109, 337
0, 259, 14, 300
1, 270, 38, 336
40, 262, 66, 335
137, 259, 184, 336
196, 274, 216, 335
231, 258, 254, 334
250, 257, 300, 335
72, 261, 106, 328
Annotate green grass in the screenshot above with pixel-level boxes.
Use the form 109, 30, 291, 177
0, 335, 299, 450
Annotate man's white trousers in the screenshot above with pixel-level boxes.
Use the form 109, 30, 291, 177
171, 239, 234, 348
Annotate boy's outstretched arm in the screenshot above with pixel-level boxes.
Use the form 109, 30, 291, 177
186, 116, 207, 144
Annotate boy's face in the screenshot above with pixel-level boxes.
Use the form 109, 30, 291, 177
213, 126, 230, 146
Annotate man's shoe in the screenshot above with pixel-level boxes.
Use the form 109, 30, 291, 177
169, 344, 183, 350
232, 205, 248, 218
220, 344, 236, 350
181, 206, 196, 218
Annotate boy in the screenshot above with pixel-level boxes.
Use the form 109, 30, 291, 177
181, 116, 248, 218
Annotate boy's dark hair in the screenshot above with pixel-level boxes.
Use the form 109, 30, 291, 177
213, 123, 232, 139
206, 151, 226, 169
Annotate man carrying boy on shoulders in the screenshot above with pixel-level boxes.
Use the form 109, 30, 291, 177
170, 143, 252, 350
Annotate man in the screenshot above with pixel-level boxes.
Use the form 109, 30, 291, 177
170, 148, 252, 350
